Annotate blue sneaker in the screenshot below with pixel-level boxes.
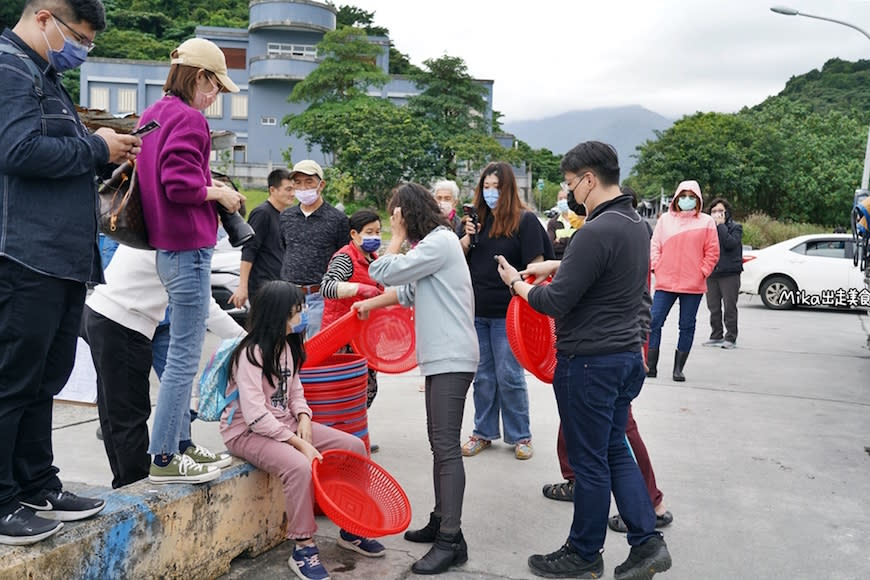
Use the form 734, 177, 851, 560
337, 529, 386, 558
289, 544, 330, 580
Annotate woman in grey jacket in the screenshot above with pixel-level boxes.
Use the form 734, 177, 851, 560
353, 182, 479, 576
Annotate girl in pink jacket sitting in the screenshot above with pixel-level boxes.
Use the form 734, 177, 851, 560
647, 180, 720, 382
220, 280, 384, 580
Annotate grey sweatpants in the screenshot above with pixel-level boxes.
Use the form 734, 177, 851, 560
424, 372, 474, 535
706, 274, 741, 343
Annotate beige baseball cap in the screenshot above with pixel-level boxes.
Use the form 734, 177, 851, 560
171, 38, 239, 93
289, 160, 324, 180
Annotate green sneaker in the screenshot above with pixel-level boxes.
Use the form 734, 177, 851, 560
149, 454, 220, 484
183, 444, 232, 469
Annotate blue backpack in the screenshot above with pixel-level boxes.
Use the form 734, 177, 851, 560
198, 337, 243, 424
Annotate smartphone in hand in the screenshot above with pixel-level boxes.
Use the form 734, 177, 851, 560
131, 120, 160, 137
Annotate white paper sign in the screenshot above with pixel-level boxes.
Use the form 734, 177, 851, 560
55, 337, 98, 404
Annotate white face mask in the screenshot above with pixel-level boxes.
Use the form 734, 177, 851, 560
438, 201, 453, 216
296, 188, 319, 205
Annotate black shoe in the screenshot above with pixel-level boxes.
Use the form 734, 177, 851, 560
608, 511, 674, 533
404, 511, 441, 543
370, 443, 380, 453
0, 506, 63, 546
528, 542, 604, 579
614, 535, 672, 580
411, 530, 468, 574
20, 489, 105, 522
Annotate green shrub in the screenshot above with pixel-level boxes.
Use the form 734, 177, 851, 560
741, 212, 828, 248
240, 188, 268, 216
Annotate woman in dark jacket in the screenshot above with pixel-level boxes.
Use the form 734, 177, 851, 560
703, 198, 743, 349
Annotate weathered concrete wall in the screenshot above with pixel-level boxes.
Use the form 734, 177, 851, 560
0, 461, 287, 580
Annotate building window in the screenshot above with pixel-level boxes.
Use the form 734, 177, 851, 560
231, 95, 248, 119
117, 88, 137, 114
233, 144, 247, 163
204, 95, 223, 119
266, 42, 317, 60
260, 116, 277, 126
90, 87, 109, 111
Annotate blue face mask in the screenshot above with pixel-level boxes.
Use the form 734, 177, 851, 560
557, 199, 569, 213
43, 19, 89, 72
483, 188, 500, 209
291, 310, 308, 335
360, 236, 381, 253
677, 196, 697, 211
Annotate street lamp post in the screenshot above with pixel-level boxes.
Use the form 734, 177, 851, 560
771, 6, 870, 191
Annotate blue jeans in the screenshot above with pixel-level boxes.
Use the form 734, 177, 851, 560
471, 317, 530, 444
305, 292, 324, 340
648, 290, 703, 352
149, 248, 212, 455
150, 321, 191, 441
554, 351, 657, 560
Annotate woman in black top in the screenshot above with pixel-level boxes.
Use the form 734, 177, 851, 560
459, 162, 554, 460
703, 197, 743, 348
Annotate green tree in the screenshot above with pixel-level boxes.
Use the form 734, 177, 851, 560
745, 100, 863, 225
284, 97, 434, 205
334, 3, 419, 75
289, 27, 388, 106
91, 29, 175, 60
408, 55, 492, 179
0, 0, 25, 31
628, 111, 768, 212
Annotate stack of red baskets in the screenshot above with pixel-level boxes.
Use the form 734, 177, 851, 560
300, 353, 370, 454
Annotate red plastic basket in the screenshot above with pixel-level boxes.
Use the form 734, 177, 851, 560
312, 450, 411, 538
350, 306, 417, 374
305, 312, 363, 367
505, 277, 556, 383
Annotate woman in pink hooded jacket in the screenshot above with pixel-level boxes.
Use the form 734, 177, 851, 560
647, 180, 720, 381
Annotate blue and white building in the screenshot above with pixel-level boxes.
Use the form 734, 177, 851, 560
79, 0, 499, 188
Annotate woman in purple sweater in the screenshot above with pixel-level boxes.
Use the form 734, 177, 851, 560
137, 38, 245, 483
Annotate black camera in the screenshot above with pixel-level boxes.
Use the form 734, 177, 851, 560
462, 203, 479, 248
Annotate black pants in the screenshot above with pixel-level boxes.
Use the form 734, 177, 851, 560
80, 306, 153, 488
706, 274, 740, 343
0, 258, 86, 515
424, 372, 474, 535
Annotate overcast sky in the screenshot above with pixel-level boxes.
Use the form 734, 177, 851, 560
349, 0, 870, 123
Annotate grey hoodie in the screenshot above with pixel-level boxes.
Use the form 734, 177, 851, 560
368, 227, 479, 376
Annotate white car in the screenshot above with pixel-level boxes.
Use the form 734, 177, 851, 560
740, 233, 869, 310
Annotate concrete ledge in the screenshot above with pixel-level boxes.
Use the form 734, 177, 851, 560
0, 461, 287, 579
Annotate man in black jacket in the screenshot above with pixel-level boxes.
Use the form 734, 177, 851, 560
0, 0, 140, 546
703, 198, 743, 349
497, 141, 671, 580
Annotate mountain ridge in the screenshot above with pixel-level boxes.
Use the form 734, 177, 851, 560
503, 105, 674, 177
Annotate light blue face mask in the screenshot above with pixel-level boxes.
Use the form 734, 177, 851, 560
291, 310, 309, 335
483, 188, 500, 209
557, 199, 569, 213
677, 196, 697, 211
43, 19, 89, 72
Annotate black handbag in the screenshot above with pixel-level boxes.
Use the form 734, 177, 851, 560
98, 160, 153, 250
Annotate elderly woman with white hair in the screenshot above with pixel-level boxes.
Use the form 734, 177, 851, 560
432, 179, 464, 236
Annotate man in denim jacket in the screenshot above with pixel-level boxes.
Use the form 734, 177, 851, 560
0, 0, 140, 546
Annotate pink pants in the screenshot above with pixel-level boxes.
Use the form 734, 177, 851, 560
225, 422, 366, 538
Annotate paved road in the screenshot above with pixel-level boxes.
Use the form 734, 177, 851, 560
52, 295, 870, 579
